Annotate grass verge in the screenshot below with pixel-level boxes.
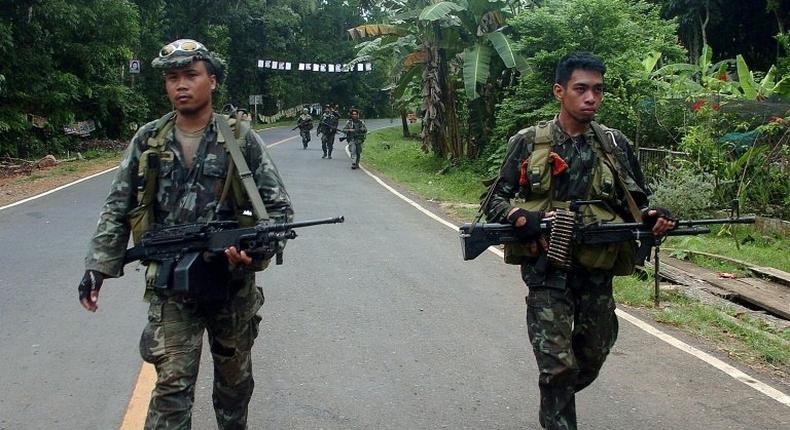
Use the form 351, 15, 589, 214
363, 127, 790, 373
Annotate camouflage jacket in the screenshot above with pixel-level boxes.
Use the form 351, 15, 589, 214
85, 112, 294, 277
318, 111, 339, 134
296, 114, 313, 131
342, 119, 367, 143
483, 117, 649, 223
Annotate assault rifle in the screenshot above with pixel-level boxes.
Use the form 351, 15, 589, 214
459, 200, 754, 267
123, 217, 344, 298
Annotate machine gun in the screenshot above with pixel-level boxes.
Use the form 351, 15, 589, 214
459, 200, 754, 267
123, 217, 344, 299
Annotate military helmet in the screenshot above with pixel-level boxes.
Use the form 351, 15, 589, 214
151, 39, 226, 83
303, 108, 309, 113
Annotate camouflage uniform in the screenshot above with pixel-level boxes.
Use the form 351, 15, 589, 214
342, 118, 367, 168
85, 113, 293, 429
483, 117, 648, 430
318, 110, 339, 158
296, 113, 313, 149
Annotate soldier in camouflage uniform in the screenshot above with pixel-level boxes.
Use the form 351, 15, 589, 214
295, 108, 313, 149
317, 103, 339, 159
481, 52, 675, 430
342, 108, 367, 169
78, 39, 294, 430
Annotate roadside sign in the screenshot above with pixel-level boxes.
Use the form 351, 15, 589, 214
129, 59, 141, 74
249, 94, 263, 105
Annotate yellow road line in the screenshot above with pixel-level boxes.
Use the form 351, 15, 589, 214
120, 363, 156, 429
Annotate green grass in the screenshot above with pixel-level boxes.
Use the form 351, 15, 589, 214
664, 227, 789, 272
614, 273, 790, 367
364, 127, 486, 221
364, 126, 790, 371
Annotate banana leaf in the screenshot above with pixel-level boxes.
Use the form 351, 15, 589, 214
391, 65, 423, 100
463, 44, 492, 99
736, 54, 757, 100
485, 31, 516, 68
347, 24, 406, 40
419, 1, 467, 22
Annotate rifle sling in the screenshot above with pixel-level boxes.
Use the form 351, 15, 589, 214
590, 122, 643, 223
216, 115, 270, 221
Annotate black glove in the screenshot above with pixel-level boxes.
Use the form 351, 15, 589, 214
641, 207, 675, 227
78, 270, 104, 301
507, 208, 544, 240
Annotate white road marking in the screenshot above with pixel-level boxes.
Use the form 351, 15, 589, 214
0, 167, 119, 212
360, 163, 790, 407
0, 132, 294, 212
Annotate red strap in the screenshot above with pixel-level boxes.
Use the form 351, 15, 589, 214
548, 152, 568, 176
519, 159, 529, 186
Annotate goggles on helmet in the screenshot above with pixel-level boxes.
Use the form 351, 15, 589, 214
159, 39, 207, 58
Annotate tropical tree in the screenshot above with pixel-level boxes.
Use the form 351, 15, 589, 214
348, 0, 529, 158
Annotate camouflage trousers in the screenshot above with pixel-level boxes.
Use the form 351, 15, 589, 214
349, 140, 363, 166
300, 129, 311, 148
321, 132, 335, 157
522, 265, 619, 430
139, 278, 265, 430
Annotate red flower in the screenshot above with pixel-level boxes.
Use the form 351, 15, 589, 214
691, 99, 706, 112
712, 102, 720, 111
718, 73, 728, 81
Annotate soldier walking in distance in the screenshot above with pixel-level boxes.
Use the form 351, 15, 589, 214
78, 39, 294, 429
480, 52, 675, 430
342, 108, 367, 169
317, 103, 339, 159
295, 108, 313, 149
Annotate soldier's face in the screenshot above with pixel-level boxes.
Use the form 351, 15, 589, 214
553, 69, 603, 124
351, 112, 359, 120
164, 61, 216, 115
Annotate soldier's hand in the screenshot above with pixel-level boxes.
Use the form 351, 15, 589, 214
507, 208, 544, 240
225, 246, 253, 267
642, 207, 676, 236
78, 270, 104, 312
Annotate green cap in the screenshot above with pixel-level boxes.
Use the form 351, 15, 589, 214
151, 39, 226, 83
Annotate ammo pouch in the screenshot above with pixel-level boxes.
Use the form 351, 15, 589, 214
151, 252, 244, 302
503, 123, 553, 265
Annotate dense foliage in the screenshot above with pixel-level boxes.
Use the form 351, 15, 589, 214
0, 0, 391, 158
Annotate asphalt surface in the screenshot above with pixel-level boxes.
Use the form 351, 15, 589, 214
0, 119, 787, 429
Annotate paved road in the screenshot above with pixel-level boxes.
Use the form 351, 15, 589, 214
0, 119, 787, 429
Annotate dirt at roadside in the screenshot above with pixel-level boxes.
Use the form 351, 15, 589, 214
0, 157, 121, 207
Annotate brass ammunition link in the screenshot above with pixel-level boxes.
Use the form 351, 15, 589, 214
547, 209, 575, 269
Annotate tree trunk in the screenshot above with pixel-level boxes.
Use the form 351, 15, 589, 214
400, 109, 410, 138
698, 1, 710, 50
439, 48, 462, 158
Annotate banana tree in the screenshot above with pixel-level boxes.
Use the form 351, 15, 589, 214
650, 44, 736, 97
735, 54, 790, 100
347, 0, 527, 158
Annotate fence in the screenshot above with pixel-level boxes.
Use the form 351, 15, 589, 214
637, 147, 689, 179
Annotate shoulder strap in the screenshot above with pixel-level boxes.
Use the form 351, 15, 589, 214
534, 120, 552, 144
216, 115, 270, 221
590, 122, 642, 222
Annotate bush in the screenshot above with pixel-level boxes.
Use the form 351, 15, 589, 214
485, 0, 685, 172
648, 163, 717, 218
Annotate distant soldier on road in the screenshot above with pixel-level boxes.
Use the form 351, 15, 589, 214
342, 108, 367, 169
78, 39, 294, 429
317, 103, 339, 159
295, 108, 313, 149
